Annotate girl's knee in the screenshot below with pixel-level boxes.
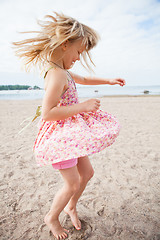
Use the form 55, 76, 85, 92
90, 168, 94, 179
81, 168, 94, 182
65, 179, 80, 194
88, 168, 94, 180
72, 181, 80, 193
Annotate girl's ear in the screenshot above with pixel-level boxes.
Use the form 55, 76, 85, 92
61, 40, 69, 51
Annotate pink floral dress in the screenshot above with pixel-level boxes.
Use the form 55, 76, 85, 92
33, 69, 120, 167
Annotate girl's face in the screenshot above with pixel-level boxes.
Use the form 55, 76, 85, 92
62, 39, 86, 69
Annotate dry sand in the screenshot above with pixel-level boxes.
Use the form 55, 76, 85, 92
0, 96, 160, 240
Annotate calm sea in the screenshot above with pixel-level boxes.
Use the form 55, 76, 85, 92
0, 85, 160, 100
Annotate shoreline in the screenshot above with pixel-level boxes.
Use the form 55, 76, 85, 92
0, 94, 160, 101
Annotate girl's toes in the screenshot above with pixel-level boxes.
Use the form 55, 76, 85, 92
62, 233, 67, 239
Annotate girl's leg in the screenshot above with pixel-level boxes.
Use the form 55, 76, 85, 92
44, 165, 80, 239
64, 156, 94, 230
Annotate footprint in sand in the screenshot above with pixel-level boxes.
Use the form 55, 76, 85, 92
62, 215, 93, 239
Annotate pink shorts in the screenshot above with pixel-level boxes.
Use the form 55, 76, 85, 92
52, 158, 78, 170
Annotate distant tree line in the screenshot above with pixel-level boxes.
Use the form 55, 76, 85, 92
0, 85, 41, 90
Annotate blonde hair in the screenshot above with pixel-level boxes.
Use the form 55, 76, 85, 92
12, 11, 100, 73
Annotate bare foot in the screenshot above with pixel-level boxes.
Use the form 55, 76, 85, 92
64, 206, 81, 230
44, 213, 69, 239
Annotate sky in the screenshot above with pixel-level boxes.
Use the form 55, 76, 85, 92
0, 0, 160, 87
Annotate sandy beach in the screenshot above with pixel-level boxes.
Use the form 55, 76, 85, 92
0, 96, 160, 240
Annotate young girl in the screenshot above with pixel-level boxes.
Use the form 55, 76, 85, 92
13, 11, 125, 239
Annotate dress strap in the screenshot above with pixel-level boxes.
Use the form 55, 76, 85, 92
44, 66, 54, 79
66, 71, 77, 90
44, 66, 71, 84
44, 66, 70, 82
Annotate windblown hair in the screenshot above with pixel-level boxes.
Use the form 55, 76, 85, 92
12, 11, 100, 73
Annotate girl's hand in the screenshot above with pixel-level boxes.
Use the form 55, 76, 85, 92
81, 99, 101, 112
109, 78, 126, 86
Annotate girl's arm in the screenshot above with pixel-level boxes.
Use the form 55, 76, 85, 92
69, 71, 126, 87
42, 69, 85, 121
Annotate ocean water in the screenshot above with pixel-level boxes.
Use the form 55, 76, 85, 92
0, 85, 160, 100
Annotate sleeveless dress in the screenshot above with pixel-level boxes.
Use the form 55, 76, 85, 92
33, 68, 121, 167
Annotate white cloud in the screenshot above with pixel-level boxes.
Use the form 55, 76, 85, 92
0, 0, 160, 86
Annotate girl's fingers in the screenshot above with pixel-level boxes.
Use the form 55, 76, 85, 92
118, 79, 125, 86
